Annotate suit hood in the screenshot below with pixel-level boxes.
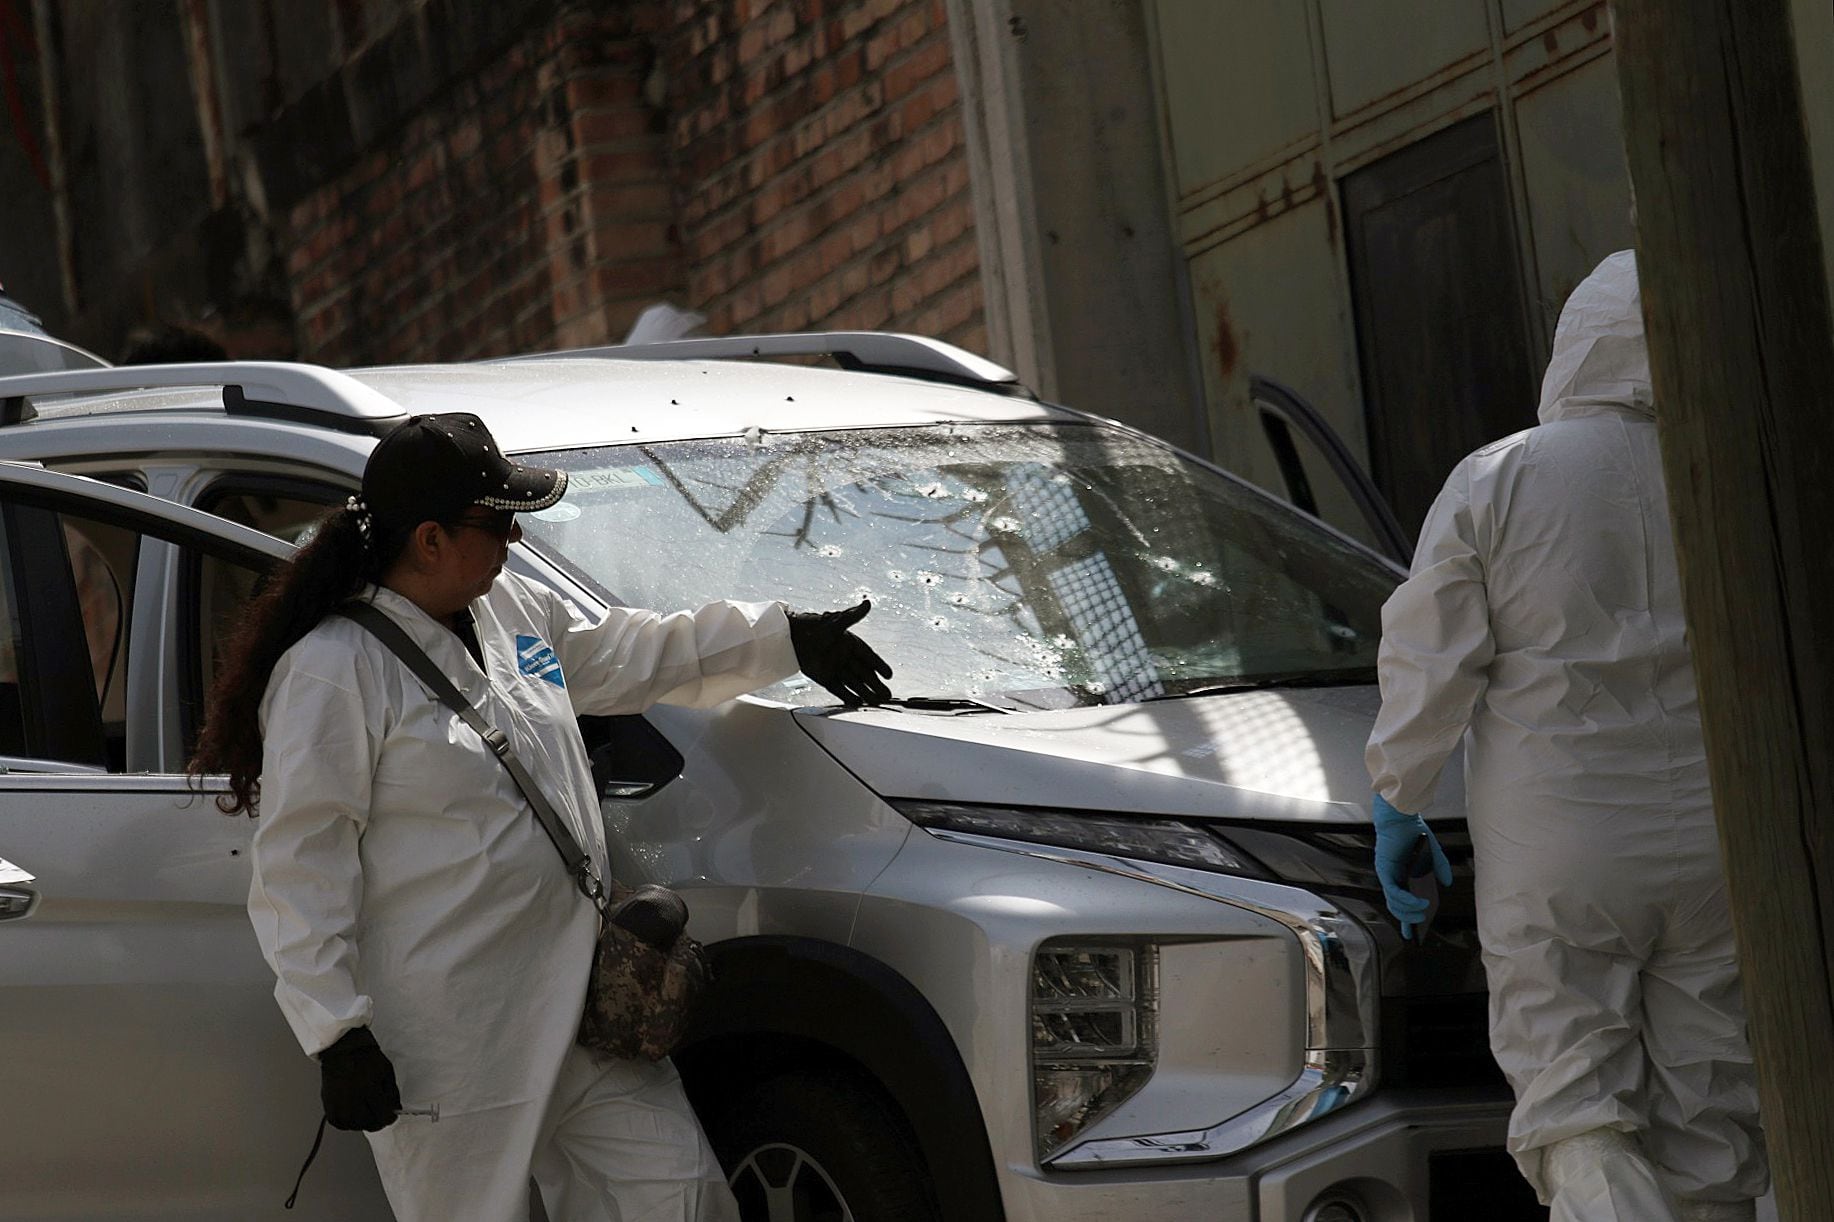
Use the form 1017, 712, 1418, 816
1536, 249, 1654, 424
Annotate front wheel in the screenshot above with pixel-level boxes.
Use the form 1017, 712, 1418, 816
708, 1069, 940, 1222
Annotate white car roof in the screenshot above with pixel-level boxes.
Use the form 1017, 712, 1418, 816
0, 354, 1077, 460
350, 358, 1071, 453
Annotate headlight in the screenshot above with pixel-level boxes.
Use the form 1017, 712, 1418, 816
893, 800, 1269, 876
1218, 825, 1381, 891
1031, 941, 1157, 1161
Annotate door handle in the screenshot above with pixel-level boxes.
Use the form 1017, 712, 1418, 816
0, 885, 38, 921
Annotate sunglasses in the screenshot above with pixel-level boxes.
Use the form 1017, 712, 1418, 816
450, 510, 518, 541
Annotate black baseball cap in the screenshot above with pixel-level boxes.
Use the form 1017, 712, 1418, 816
362, 412, 567, 528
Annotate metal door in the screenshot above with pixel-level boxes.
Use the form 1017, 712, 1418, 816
1342, 111, 1539, 539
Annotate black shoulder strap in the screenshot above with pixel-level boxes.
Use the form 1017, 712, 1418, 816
336, 601, 608, 914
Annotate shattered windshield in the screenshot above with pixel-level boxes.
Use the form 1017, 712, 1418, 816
521, 423, 1397, 708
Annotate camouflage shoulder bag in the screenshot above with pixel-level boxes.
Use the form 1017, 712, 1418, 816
338, 602, 708, 1062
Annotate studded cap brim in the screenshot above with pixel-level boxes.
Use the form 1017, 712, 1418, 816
476, 466, 568, 512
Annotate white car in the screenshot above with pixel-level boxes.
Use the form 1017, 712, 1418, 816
0, 333, 1524, 1222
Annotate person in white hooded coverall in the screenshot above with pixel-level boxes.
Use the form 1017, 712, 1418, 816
191, 412, 892, 1222
1364, 251, 1767, 1222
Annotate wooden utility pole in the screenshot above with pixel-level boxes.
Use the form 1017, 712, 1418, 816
1610, 2, 1834, 1215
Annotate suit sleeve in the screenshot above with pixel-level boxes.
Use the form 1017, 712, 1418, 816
543, 588, 800, 716
246, 645, 386, 1057
1366, 461, 1495, 814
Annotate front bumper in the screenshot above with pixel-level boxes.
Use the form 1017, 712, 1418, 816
852, 823, 1517, 1222
997, 1088, 1515, 1222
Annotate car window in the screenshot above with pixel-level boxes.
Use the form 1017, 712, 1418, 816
520, 423, 1400, 708
204, 488, 335, 545
184, 483, 340, 759
0, 506, 120, 768
38, 481, 150, 740
57, 515, 139, 765
0, 511, 141, 768
0, 469, 296, 773
182, 560, 273, 768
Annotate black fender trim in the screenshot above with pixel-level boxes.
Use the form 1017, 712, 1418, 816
677, 934, 1005, 1222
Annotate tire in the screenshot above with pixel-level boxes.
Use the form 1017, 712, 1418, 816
707, 1069, 941, 1222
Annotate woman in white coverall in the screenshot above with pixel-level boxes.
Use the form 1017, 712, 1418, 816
190, 412, 891, 1222
1365, 251, 1767, 1222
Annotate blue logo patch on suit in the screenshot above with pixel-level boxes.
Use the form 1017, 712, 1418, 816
515, 635, 566, 688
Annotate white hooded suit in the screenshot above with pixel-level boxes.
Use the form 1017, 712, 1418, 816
250, 572, 797, 1221
1365, 251, 1767, 1218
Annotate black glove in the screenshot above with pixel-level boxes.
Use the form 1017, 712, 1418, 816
787, 599, 894, 706
318, 1027, 401, 1132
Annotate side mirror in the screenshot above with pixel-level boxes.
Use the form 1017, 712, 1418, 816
580, 715, 684, 801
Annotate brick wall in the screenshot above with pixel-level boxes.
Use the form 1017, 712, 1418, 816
279, 0, 983, 364
284, 4, 684, 364
661, 0, 983, 352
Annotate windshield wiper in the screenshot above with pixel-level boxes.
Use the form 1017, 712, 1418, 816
863, 695, 1015, 714
1141, 668, 1379, 702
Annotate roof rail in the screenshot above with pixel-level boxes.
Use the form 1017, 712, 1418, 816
0, 330, 109, 379
491, 331, 1027, 393
0, 361, 407, 434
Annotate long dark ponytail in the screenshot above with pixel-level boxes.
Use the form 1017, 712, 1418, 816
189, 505, 413, 813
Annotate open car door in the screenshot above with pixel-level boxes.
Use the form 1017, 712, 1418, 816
1250, 372, 1413, 566
0, 463, 392, 1220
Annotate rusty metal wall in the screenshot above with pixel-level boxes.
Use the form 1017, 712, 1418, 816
1513, 50, 1635, 339
1146, 0, 1632, 550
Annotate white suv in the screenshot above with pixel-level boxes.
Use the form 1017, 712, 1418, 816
0, 333, 1524, 1222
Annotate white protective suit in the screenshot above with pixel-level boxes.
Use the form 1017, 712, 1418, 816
250, 572, 798, 1222
1365, 251, 1767, 1219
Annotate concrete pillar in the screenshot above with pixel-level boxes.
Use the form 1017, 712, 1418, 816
946, 0, 1207, 453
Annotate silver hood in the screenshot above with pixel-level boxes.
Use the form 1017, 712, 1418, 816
796, 686, 1464, 825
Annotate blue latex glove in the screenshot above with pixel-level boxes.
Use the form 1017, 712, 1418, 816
1372, 792, 1453, 941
